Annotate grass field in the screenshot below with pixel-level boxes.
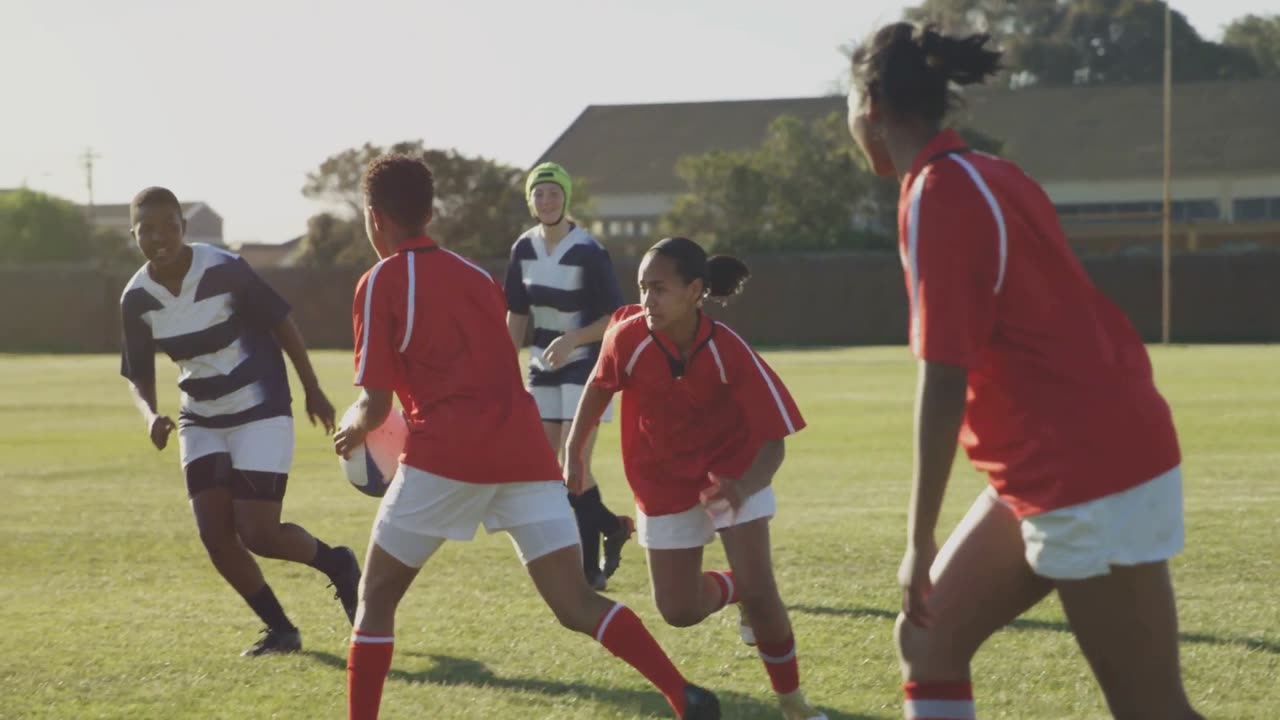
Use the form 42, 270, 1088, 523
1, 346, 1278, 719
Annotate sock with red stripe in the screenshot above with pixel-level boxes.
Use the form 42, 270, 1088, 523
757, 633, 800, 695
705, 570, 738, 613
348, 632, 394, 720
593, 602, 689, 717
903, 681, 976, 720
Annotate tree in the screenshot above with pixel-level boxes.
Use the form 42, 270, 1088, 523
90, 226, 142, 268
0, 189, 91, 264
294, 212, 369, 268
660, 113, 890, 254
301, 141, 576, 261
902, 0, 1259, 88
1224, 14, 1280, 77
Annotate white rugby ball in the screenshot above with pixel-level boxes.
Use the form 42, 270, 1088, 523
339, 402, 409, 497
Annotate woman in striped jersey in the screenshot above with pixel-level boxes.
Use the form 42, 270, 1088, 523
504, 162, 635, 590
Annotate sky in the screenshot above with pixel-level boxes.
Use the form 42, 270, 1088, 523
2, 0, 1273, 245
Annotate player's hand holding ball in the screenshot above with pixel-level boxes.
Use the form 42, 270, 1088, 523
333, 424, 369, 461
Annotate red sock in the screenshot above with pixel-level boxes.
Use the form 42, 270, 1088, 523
594, 603, 689, 717
705, 570, 738, 612
757, 633, 800, 695
903, 681, 975, 719
348, 632, 394, 720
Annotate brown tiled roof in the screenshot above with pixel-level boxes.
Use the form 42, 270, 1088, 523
537, 79, 1280, 193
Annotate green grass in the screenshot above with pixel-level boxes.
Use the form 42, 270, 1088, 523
1, 346, 1278, 719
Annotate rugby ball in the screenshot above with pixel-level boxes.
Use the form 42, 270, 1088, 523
339, 402, 409, 497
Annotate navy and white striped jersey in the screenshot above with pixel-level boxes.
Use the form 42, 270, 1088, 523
504, 225, 625, 387
119, 243, 293, 429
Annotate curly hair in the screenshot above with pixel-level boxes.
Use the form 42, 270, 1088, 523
361, 154, 435, 230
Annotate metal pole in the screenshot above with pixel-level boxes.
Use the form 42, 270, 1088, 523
1161, 3, 1173, 344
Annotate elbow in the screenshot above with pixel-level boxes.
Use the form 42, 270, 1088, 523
765, 438, 786, 468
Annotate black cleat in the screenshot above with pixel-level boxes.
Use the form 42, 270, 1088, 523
241, 626, 301, 657
601, 515, 634, 579
681, 685, 721, 720
328, 545, 361, 625
587, 568, 609, 592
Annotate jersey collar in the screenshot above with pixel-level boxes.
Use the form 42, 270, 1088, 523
904, 129, 969, 185
650, 311, 716, 378
398, 235, 439, 253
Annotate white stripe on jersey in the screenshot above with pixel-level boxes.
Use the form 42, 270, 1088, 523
520, 259, 584, 294
445, 250, 493, 282
144, 291, 234, 341
355, 259, 389, 384
707, 339, 728, 383
625, 336, 655, 376
717, 324, 797, 434
181, 379, 265, 418
176, 337, 249, 383
905, 166, 932, 355
949, 154, 1009, 294
399, 255, 416, 352
532, 306, 583, 333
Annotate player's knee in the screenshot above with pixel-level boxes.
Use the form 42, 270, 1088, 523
236, 524, 280, 558
197, 524, 237, 556
542, 585, 600, 634
894, 611, 932, 666
736, 579, 779, 613
655, 596, 704, 628
894, 612, 970, 677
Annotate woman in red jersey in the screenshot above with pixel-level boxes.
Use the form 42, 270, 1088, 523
846, 22, 1202, 720
566, 236, 825, 720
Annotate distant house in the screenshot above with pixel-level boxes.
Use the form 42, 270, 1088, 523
537, 78, 1280, 253
234, 236, 302, 268
86, 201, 225, 247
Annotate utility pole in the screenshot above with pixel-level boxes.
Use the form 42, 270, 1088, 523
82, 147, 101, 226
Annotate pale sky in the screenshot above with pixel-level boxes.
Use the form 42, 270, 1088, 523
2, 0, 1271, 245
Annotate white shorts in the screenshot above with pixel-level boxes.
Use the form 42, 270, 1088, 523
372, 464, 579, 568
530, 383, 613, 424
1007, 466, 1185, 580
178, 416, 294, 473
637, 487, 777, 550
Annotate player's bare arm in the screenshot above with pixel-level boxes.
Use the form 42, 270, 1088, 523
564, 383, 613, 494
899, 358, 967, 628
272, 315, 335, 433
334, 387, 394, 459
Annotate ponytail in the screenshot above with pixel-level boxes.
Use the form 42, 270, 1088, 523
646, 237, 751, 302
705, 255, 750, 299
850, 22, 1002, 126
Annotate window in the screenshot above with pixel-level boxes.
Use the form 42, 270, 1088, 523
1056, 200, 1218, 224
608, 220, 624, 237
638, 220, 653, 237
591, 220, 606, 236
1233, 197, 1280, 222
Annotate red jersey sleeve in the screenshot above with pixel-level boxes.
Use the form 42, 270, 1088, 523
352, 260, 401, 390
901, 163, 1003, 368
719, 326, 805, 441
592, 305, 643, 393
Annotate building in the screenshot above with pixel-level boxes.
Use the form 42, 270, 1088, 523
537, 78, 1280, 253
85, 201, 225, 247
234, 236, 303, 268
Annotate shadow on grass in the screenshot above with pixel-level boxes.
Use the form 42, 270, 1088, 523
303, 650, 880, 719
791, 604, 1280, 655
